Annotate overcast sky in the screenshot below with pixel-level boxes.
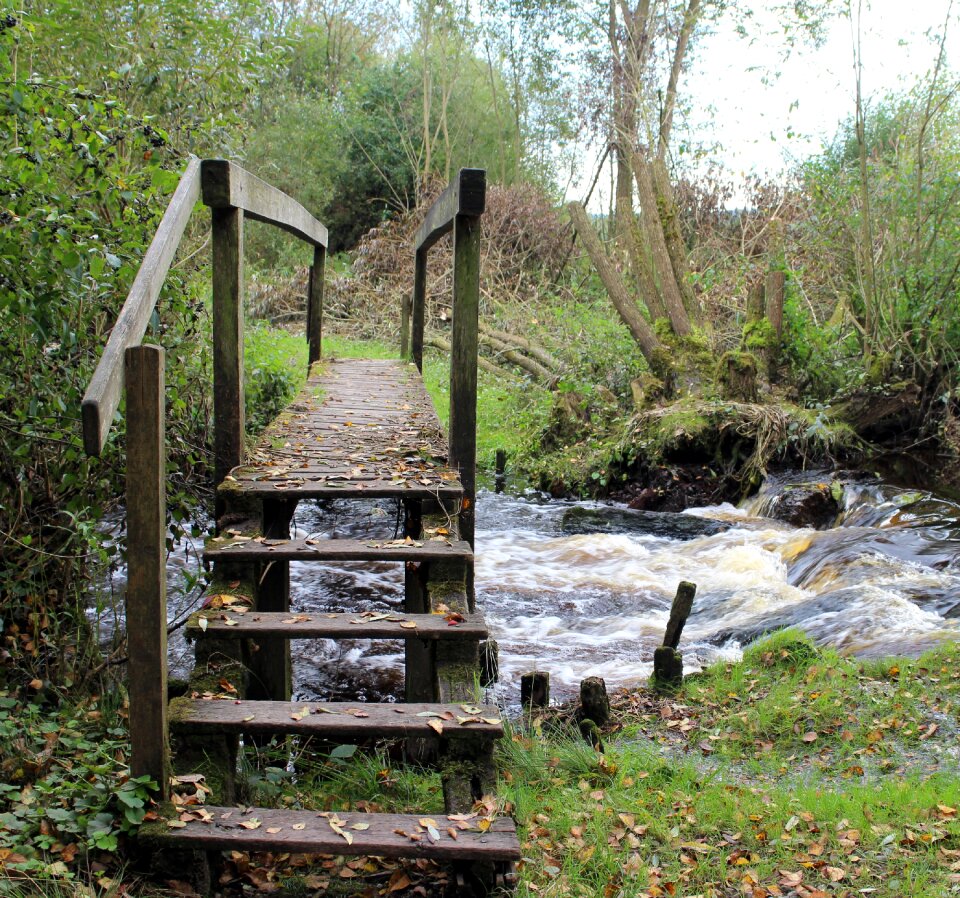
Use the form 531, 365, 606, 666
687, 0, 957, 178
573, 0, 958, 207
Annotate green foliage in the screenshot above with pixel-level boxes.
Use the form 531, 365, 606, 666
244, 323, 308, 436
0, 694, 155, 885
802, 79, 960, 392
26, 0, 286, 155
0, 62, 210, 688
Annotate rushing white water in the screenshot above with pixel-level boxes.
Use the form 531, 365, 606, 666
96, 473, 960, 704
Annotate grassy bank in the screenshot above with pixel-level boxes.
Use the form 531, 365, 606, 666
5, 631, 960, 896
250, 629, 960, 897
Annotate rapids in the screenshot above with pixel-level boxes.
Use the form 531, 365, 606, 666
97, 473, 960, 705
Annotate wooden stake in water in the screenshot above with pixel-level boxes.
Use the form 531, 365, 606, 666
652, 581, 697, 691
520, 671, 550, 709
495, 449, 507, 493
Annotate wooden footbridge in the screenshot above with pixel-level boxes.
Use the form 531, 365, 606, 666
81, 160, 520, 891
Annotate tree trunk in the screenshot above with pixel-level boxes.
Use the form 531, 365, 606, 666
651, 157, 701, 326
567, 201, 667, 375
631, 151, 691, 336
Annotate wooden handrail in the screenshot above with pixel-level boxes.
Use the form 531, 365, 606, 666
81, 159, 330, 459
408, 168, 486, 551
413, 169, 486, 253
81, 157, 202, 456
202, 160, 328, 249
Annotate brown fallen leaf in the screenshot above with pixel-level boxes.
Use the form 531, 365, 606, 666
427, 718, 444, 735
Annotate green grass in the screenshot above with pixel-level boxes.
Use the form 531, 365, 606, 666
498, 631, 960, 898
244, 322, 309, 435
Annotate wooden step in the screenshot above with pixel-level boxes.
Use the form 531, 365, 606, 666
142, 805, 521, 863
204, 535, 472, 563
186, 609, 487, 641
219, 474, 465, 502
169, 699, 503, 740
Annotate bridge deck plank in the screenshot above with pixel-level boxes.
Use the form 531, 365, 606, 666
222, 358, 462, 500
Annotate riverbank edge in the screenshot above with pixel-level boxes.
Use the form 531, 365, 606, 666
5, 629, 960, 897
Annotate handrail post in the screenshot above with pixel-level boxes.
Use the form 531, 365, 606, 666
411, 248, 427, 372
308, 244, 325, 367
448, 177, 484, 549
400, 294, 411, 360
125, 344, 169, 800
212, 205, 245, 519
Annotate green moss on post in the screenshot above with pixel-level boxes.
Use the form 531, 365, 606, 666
651, 646, 684, 692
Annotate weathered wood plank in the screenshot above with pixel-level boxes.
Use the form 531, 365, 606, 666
204, 536, 472, 563
448, 213, 481, 549
411, 248, 427, 372
201, 160, 328, 247
169, 700, 503, 739
82, 158, 201, 456
212, 206, 245, 500
400, 293, 411, 360
220, 359, 464, 501
124, 345, 169, 799
143, 806, 521, 862
414, 169, 486, 252
186, 610, 488, 641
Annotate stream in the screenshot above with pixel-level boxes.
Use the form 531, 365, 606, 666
96, 472, 960, 706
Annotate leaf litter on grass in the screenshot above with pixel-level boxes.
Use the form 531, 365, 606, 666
497, 631, 960, 898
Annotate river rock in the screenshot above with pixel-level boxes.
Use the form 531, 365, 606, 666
764, 481, 841, 530
561, 505, 729, 540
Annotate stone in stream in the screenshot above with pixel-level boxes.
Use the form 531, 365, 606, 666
561, 505, 729, 540
759, 480, 843, 530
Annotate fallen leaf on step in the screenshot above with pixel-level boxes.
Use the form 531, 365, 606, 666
239, 819, 261, 830
427, 719, 443, 734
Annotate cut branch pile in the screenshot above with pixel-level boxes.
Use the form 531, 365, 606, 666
249, 177, 571, 383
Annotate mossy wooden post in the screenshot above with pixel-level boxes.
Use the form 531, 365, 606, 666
403, 498, 432, 705
125, 344, 169, 800
308, 244, 325, 366
210, 202, 245, 522
411, 249, 427, 372
448, 169, 485, 550
400, 294, 411, 360
652, 581, 697, 691
251, 498, 296, 703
